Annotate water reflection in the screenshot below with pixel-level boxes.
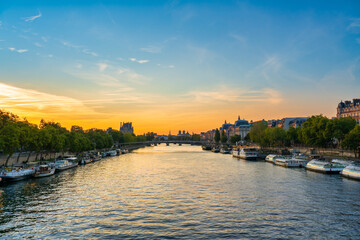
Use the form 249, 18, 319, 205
0, 145, 359, 239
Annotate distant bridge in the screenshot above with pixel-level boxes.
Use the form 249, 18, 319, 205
117, 140, 208, 147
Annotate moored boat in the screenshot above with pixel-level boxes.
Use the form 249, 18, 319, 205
274, 157, 308, 168
233, 148, 258, 160
306, 159, 347, 174
341, 162, 360, 181
33, 163, 55, 178
0, 166, 35, 182
212, 147, 220, 153
220, 148, 231, 154
265, 154, 278, 164
54, 158, 78, 172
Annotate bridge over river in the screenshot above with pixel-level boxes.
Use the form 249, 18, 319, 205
117, 140, 207, 147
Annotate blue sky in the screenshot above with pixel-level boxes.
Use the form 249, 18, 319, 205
0, 0, 359, 133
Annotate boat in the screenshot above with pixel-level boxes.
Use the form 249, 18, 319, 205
109, 150, 117, 157
91, 153, 102, 162
33, 163, 55, 178
54, 158, 78, 172
0, 166, 35, 182
341, 162, 360, 181
202, 145, 212, 151
121, 149, 129, 154
265, 154, 278, 163
212, 147, 220, 153
274, 157, 308, 168
220, 148, 231, 154
79, 155, 92, 165
233, 148, 258, 160
116, 149, 121, 156
306, 159, 347, 174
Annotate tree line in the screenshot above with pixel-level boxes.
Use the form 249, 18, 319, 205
0, 110, 155, 165
248, 115, 360, 156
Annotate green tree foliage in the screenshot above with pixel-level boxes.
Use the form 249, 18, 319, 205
191, 134, 201, 141
341, 125, 360, 157
299, 115, 331, 147
230, 134, 241, 144
263, 127, 286, 147
220, 130, 228, 143
249, 121, 267, 145
214, 129, 220, 143
324, 117, 356, 145
0, 122, 20, 165
286, 127, 300, 146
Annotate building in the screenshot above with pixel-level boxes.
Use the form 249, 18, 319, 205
120, 122, 134, 134
337, 99, 360, 124
277, 117, 308, 130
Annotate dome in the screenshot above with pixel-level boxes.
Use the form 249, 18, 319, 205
234, 116, 249, 127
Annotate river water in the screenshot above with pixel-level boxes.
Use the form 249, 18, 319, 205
0, 145, 359, 239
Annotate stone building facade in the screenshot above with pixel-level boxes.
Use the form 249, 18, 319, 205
337, 99, 360, 124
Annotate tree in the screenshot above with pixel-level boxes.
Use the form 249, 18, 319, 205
230, 135, 241, 144
249, 121, 267, 145
191, 134, 201, 141
221, 130, 227, 143
325, 117, 356, 146
299, 115, 331, 147
214, 129, 220, 143
0, 122, 20, 166
341, 125, 360, 158
286, 127, 300, 146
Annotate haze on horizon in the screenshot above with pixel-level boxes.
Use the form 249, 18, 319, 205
0, 0, 359, 134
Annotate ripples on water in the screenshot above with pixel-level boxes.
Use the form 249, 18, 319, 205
0, 145, 359, 239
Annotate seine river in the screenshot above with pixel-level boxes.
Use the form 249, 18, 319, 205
0, 145, 359, 239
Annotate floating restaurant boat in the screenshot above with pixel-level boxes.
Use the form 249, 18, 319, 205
33, 163, 55, 178
233, 148, 258, 160
306, 159, 347, 174
265, 154, 278, 163
0, 166, 35, 182
274, 157, 308, 168
340, 162, 360, 181
54, 158, 78, 172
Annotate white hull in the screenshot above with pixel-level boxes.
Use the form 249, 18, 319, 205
341, 166, 360, 181
34, 168, 55, 178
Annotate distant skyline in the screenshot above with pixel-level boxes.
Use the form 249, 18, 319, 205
0, 0, 359, 134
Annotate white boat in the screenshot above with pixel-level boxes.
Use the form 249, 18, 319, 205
0, 167, 35, 182
33, 164, 55, 178
109, 150, 117, 156
274, 157, 308, 168
54, 159, 78, 172
265, 154, 278, 163
306, 160, 347, 174
233, 148, 258, 160
220, 148, 231, 154
341, 162, 360, 181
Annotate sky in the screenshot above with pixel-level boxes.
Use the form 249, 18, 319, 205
0, 0, 359, 134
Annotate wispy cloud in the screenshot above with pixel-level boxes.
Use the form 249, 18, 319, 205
9, 47, 28, 53
157, 64, 175, 69
140, 46, 161, 53
98, 63, 108, 72
347, 18, 360, 31
229, 33, 246, 44
24, 10, 42, 22
0, 83, 96, 116
129, 58, 149, 63
185, 86, 283, 104
82, 49, 98, 57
